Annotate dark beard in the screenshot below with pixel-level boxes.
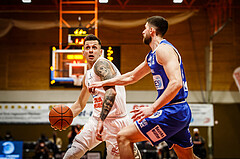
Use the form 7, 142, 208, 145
143, 36, 152, 45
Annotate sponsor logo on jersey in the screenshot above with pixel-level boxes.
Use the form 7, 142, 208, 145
153, 75, 164, 90
149, 110, 162, 119
146, 125, 166, 142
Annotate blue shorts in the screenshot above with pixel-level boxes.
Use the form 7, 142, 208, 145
135, 102, 193, 149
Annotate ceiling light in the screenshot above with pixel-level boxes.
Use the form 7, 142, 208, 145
22, 0, 31, 3
173, 0, 183, 3
99, 0, 108, 3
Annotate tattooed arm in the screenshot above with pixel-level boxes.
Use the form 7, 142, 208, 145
94, 58, 117, 121
94, 58, 117, 140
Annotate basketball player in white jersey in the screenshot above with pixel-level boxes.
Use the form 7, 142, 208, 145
55, 34, 141, 159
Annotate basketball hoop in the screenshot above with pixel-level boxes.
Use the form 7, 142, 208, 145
69, 63, 87, 86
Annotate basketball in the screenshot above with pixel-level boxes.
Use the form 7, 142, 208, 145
49, 104, 73, 130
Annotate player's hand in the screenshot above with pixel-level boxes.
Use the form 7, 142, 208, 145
96, 120, 104, 141
51, 125, 58, 130
89, 81, 104, 93
130, 106, 154, 122
51, 125, 66, 131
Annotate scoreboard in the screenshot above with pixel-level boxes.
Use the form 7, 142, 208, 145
102, 46, 120, 71
68, 28, 88, 46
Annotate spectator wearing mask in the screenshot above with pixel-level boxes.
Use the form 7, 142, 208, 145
192, 128, 207, 159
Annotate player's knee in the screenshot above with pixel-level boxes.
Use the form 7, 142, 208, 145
117, 131, 129, 145
116, 131, 123, 142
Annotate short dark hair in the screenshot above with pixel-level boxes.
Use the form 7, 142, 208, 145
84, 34, 101, 45
146, 16, 168, 37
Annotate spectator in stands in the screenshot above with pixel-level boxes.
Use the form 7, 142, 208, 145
157, 141, 170, 159
192, 128, 207, 159
49, 131, 62, 151
67, 124, 81, 149
136, 141, 158, 159
4, 131, 13, 141
38, 134, 49, 144
34, 140, 50, 159
49, 131, 62, 158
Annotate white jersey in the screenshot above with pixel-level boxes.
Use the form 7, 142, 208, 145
85, 57, 127, 118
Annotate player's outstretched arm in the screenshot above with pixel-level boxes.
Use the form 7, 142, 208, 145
131, 46, 183, 122
89, 60, 151, 89
71, 75, 91, 118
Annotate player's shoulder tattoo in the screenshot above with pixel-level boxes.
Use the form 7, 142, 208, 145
94, 58, 116, 81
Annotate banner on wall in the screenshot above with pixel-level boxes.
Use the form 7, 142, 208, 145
0, 103, 214, 126
189, 104, 214, 126
233, 66, 240, 92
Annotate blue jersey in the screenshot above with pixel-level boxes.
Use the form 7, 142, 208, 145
146, 39, 188, 105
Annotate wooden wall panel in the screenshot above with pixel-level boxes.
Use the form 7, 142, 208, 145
0, 27, 58, 90
7, 52, 49, 89
121, 44, 155, 90
0, 9, 239, 91
212, 20, 240, 91
0, 48, 8, 89
213, 104, 240, 158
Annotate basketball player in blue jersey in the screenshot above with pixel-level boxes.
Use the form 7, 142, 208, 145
90, 16, 199, 159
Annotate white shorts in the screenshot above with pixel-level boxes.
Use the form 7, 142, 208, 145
71, 115, 131, 159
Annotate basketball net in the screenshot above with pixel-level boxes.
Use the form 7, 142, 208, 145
73, 74, 83, 86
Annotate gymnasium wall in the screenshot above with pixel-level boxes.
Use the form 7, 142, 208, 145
0, 9, 239, 91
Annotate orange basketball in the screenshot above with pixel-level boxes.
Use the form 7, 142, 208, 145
49, 104, 73, 130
